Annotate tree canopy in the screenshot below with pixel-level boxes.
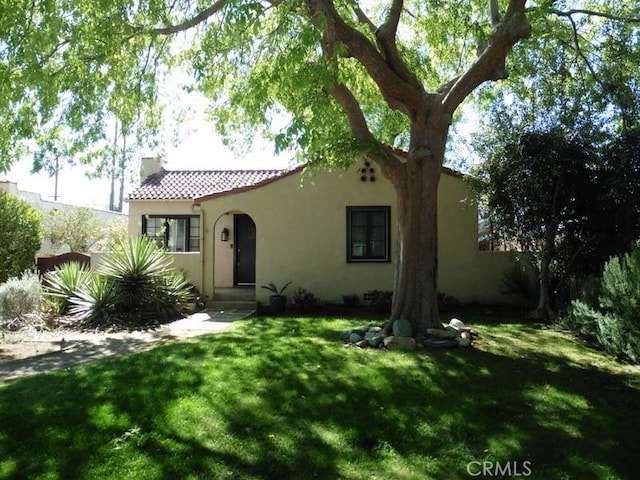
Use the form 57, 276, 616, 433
41, 206, 104, 253
2, 1, 640, 332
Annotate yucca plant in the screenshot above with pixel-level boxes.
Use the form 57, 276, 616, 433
97, 237, 174, 311
149, 270, 194, 318
43, 261, 92, 314
68, 275, 121, 325
89, 237, 194, 325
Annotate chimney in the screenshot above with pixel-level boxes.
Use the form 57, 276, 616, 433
140, 156, 165, 181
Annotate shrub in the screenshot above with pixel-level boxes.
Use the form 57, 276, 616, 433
85, 237, 191, 326
342, 294, 360, 308
41, 237, 193, 328
42, 206, 103, 252
0, 270, 43, 324
98, 236, 174, 311
93, 217, 128, 252
565, 243, 640, 363
43, 261, 92, 314
0, 192, 42, 284
291, 287, 317, 311
500, 258, 539, 308
69, 275, 121, 325
563, 276, 601, 341
149, 270, 193, 318
364, 290, 393, 312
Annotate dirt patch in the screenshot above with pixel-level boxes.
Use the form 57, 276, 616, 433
0, 341, 64, 362
1, 317, 101, 363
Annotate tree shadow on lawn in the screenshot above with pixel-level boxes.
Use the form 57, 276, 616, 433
0, 316, 638, 479
217, 317, 640, 479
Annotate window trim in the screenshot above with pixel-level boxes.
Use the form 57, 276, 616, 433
346, 206, 391, 263
141, 214, 201, 253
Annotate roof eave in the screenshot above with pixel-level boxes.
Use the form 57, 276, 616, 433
193, 165, 305, 203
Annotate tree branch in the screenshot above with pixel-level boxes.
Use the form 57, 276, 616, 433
306, 0, 426, 117
490, 0, 501, 26
350, 1, 377, 35
441, 0, 530, 114
550, 8, 640, 24
374, 0, 421, 88
325, 81, 403, 177
564, 13, 601, 83
148, 0, 229, 35
325, 82, 372, 142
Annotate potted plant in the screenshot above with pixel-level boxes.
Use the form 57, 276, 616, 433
261, 281, 292, 314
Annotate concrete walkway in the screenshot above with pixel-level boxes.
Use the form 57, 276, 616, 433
0, 308, 254, 383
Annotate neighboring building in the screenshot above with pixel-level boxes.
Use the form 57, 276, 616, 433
127, 157, 516, 306
0, 180, 128, 256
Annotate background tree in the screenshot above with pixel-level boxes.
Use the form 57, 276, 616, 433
0, 192, 42, 284
474, 117, 640, 319
594, 129, 640, 259
94, 218, 130, 252
469, 2, 640, 319
42, 206, 103, 253
1, 1, 639, 335
474, 125, 596, 319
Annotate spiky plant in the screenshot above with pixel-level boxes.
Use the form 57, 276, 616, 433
68, 275, 120, 325
43, 262, 92, 314
150, 270, 194, 318
86, 237, 195, 325
97, 237, 173, 312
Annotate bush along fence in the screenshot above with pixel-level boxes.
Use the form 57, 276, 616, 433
564, 241, 640, 364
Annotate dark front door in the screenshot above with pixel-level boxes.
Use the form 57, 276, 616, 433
234, 214, 256, 285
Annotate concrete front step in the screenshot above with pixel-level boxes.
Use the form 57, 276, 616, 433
212, 287, 256, 302
207, 300, 257, 311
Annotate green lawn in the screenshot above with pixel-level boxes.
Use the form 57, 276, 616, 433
1, 314, 638, 479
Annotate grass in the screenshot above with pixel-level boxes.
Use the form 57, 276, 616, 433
1, 314, 639, 480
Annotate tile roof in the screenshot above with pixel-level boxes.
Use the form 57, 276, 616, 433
127, 168, 295, 201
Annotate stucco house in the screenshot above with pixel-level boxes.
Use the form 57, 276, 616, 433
127, 157, 513, 306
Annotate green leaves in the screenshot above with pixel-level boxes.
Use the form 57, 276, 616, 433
567, 241, 640, 363
479, 0, 640, 135
0, 0, 166, 172
68, 275, 121, 322
43, 261, 92, 314
42, 206, 103, 253
98, 236, 174, 311
2, 0, 639, 177
0, 192, 42, 283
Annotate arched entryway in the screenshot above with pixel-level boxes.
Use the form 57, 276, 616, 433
233, 213, 256, 285
214, 211, 256, 291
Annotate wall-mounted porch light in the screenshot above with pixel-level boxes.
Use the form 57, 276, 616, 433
221, 227, 229, 242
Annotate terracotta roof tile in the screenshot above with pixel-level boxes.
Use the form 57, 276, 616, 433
127, 169, 292, 200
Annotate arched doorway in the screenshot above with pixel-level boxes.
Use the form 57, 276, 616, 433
214, 211, 256, 290
233, 213, 256, 285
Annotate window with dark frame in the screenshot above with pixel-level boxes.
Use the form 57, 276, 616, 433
142, 215, 201, 252
346, 206, 391, 262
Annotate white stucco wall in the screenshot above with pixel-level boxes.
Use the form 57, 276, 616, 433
1, 181, 128, 256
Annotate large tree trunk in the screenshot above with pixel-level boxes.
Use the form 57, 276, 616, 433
305, 0, 530, 336
384, 119, 449, 336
